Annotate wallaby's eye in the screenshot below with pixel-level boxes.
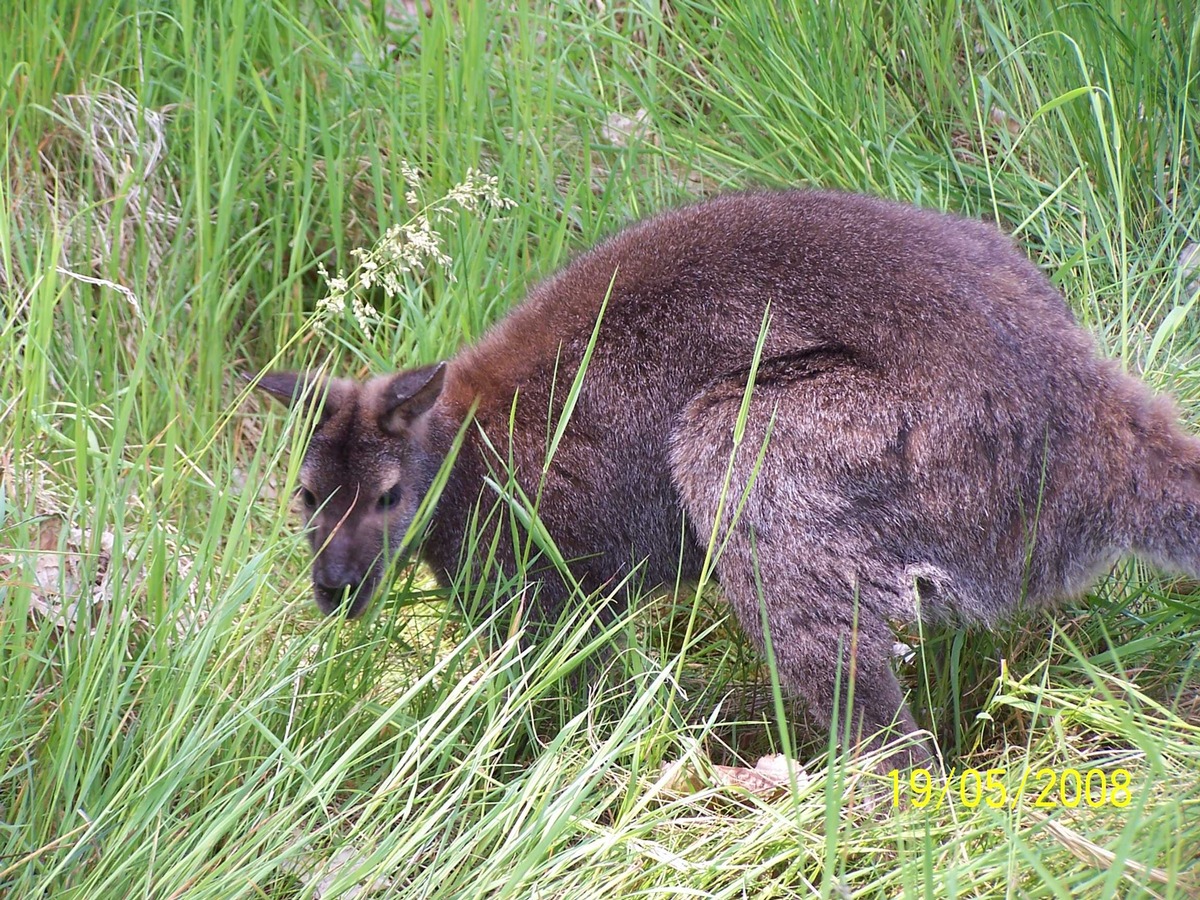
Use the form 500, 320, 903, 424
377, 484, 403, 510
297, 487, 318, 510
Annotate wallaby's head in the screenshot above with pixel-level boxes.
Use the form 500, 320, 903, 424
254, 363, 447, 618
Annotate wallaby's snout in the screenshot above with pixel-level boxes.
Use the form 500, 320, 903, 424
311, 553, 362, 596
310, 535, 380, 618
311, 573, 377, 619
300, 480, 416, 619
301, 484, 390, 618
253, 365, 449, 620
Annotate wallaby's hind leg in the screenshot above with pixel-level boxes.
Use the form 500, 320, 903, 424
712, 542, 925, 766
668, 357, 932, 767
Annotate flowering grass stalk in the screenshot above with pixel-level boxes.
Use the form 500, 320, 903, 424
314, 166, 516, 339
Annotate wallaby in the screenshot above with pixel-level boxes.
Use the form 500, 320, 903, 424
256, 189, 1200, 767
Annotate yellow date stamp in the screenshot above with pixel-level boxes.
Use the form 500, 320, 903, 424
888, 766, 1135, 810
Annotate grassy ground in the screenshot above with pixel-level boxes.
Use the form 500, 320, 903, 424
2, 0, 1199, 896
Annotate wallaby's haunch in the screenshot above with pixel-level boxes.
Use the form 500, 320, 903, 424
257, 190, 1200, 766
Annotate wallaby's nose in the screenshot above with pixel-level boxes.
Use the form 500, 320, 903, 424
312, 568, 379, 618
312, 572, 362, 616
315, 572, 359, 594
316, 576, 358, 594
314, 559, 362, 595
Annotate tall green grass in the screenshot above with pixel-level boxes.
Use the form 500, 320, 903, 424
2, 0, 1198, 896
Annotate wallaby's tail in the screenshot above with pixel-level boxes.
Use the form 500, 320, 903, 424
1128, 393, 1200, 579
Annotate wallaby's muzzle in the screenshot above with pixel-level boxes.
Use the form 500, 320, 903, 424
312, 570, 380, 619
310, 540, 387, 618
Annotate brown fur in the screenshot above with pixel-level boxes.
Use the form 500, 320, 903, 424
256, 189, 1200, 765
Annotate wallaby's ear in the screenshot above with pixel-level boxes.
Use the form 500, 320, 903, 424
251, 371, 350, 425
253, 372, 308, 406
380, 362, 447, 436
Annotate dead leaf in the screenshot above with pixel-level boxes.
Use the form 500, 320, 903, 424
1178, 243, 1200, 296
989, 105, 1022, 136
279, 844, 396, 899
661, 753, 808, 797
713, 753, 807, 796
601, 108, 651, 147
24, 518, 119, 632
